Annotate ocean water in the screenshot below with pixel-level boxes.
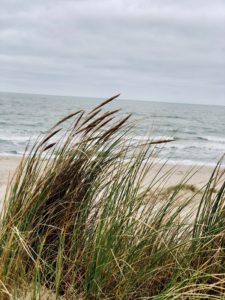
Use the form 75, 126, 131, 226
0, 92, 225, 166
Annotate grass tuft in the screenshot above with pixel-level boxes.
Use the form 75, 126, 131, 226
0, 96, 224, 299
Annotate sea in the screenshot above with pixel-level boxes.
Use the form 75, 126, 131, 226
0, 92, 225, 166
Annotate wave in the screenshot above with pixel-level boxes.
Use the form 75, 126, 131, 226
0, 150, 21, 157
128, 135, 175, 142
0, 134, 36, 143
197, 136, 225, 143
125, 135, 225, 151
166, 143, 225, 151
0, 133, 225, 166
154, 158, 225, 167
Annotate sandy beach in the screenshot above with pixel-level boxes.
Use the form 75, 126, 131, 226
1, 155, 223, 206
0, 156, 21, 202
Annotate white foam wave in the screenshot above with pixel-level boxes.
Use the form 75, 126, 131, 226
126, 135, 174, 143
198, 136, 225, 143
154, 157, 225, 167
125, 135, 225, 152
0, 134, 36, 143
165, 143, 225, 151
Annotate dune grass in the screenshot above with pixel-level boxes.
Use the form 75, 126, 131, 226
0, 95, 224, 299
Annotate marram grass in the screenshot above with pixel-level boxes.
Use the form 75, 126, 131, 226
0, 95, 224, 299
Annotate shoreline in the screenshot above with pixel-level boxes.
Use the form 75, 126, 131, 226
1, 155, 223, 205
0, 153, 224, 168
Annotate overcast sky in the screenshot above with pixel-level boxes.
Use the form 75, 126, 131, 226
0, 0, 225, 105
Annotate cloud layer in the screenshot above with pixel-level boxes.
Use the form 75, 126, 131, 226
0, 0, 225, 104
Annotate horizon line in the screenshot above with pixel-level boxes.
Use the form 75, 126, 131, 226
0, 90, 224, 108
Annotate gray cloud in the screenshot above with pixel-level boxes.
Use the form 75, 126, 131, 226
0, 0, 225, 104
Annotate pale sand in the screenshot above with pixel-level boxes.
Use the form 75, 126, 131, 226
0, 156, 21, 202
0, 155, 224, 205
